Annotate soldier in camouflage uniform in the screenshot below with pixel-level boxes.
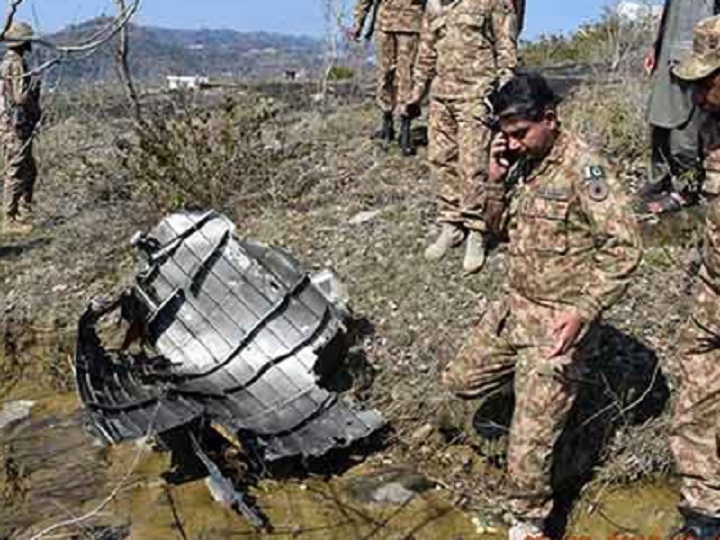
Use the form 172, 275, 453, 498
1, 22, 40, 235
353, 0, 425, 155
666, 15, 720, 540
406, 0, 518, 275
441, 73, 642, 538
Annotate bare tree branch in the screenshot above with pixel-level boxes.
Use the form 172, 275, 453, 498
0, 0, 26, 41
113, 0, 143, 124
0, 0, 142, 82
32, 0, 140, 53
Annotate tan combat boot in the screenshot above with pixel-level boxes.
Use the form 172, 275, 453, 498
424, 223, 464, 262
463, 231, 487, 275
3, 207, 33, 235
3, 217, 32, 236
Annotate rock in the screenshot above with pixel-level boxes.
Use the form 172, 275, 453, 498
411, 423, 434, 442
348, 210, 382, 226
371, 482, 416, 504
345, 464, 435, 506
0, 400, 35, 430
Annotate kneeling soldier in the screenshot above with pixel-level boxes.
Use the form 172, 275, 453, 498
441, 73, 642, 538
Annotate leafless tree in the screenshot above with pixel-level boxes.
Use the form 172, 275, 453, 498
0, 0, 141, 78
320, 0, 346, 101
113, 0, 143, 124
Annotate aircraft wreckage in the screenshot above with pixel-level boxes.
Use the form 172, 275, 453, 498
75, 211, 385, 527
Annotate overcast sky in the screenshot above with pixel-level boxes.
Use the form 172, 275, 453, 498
13, 0, 663, 39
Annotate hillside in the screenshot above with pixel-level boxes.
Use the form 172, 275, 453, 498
37, 17, 325, 84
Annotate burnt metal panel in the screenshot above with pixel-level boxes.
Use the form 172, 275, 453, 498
75, 211, 385, 461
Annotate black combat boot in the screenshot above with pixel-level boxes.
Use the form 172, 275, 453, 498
373, 111, 395, 142
670, 511, 720, 540
399, 115, 415, 156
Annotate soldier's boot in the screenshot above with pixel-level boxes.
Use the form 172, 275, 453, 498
373, 111, 395, 142
399, 115, 415, 156
3, 215, 32, 236
670, 512, 720, 540
424, 223, 464, 262
508, 520, 548, 540
18, 202, 33, 228
463, 231, 487, 275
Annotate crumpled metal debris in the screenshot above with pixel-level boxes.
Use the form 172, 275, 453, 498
75, 211, 385, 524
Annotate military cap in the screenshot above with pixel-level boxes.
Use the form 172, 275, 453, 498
674, 15, 720, 81
4, 21, 34, 47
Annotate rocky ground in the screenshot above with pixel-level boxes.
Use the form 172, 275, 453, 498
0, 83, 707, 538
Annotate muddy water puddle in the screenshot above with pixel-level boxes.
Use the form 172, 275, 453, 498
0, 324, 683, 539
0, 393, 684, 539
0, 394, 481, 539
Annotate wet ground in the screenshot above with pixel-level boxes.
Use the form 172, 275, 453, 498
0, 365, 684, 540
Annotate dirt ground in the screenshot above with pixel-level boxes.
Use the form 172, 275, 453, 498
0, 85, 707, 538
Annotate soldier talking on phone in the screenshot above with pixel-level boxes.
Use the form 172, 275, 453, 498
440, 73, 643, 539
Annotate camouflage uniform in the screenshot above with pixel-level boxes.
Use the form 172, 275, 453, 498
667, 14, 720, 522
413, 0, 517, 232
668, 120, 720, 519
1, 47, 40, 225
442, 131, 643, 521
354, 0, 425, 113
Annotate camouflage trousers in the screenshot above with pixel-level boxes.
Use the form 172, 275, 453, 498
670, 277, 720, 519
2, 130, 36, 220
442, 293, 594, 521
375, 31, 419, 113
428, 97, 493, 232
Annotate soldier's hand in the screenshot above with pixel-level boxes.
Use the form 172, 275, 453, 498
489, 133, 510, 183
348, 25, 363, 42
643, 48, 656, 76
548, 311, 584, 358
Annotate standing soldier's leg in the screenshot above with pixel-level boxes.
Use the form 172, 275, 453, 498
425, 98, 464, 261
3, 134, 23, 228
18, 138, 35, 223
457, 102, 493, 274
3, 134, 34, 234
667, 109, 704, 196
505, 297, 590, 529
374, 31, 397, 141
395, 32, 420, 156
646, 126, 673, 200
670, 283, 720, 524
645, 112, 703, 206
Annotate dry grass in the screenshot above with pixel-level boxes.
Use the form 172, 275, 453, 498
0, 69, 701, 530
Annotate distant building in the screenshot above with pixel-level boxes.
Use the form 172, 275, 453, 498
616, 1, 663, 21
166, 75, 210, 90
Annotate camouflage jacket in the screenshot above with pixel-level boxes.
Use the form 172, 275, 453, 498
699, 114, 720, 292
504, 131, 643, 322
0, 50, 40, 133
412, 0, 517, 101
354, 0, 425, 34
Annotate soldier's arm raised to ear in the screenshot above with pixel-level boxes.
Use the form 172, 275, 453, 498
574, 164, 643, 322
491, 0, 519, 86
